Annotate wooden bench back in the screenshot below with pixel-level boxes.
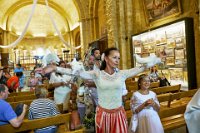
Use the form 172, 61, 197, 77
159, 104, 186, 119
126, 92, 133, 100
150, 82, 160, 88
14, 95, 36, 102
10, 99, 63, 113
151, 84, 181, 95
168, 89, 197, 107
0, 113, 71, 133
9, 91, 34, 97
6, 95, 36, 102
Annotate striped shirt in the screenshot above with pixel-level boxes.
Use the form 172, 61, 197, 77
28, 98, 60, 131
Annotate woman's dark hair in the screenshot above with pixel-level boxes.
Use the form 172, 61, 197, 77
16, 72, 23, 77
137, 74, 149, 90
91, 48, 100, 56
100, 47, 119, 70
0, 84, 6, 93
58, 61, 66, 67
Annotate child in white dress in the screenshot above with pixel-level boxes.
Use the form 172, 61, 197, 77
130, 74, 164, 133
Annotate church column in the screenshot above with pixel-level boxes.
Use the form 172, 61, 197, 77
117, 0, 127, 69
104, 0, 119, 47
124, 0, 134, 68
79, 18, 90, 57
1, 31, 10, 66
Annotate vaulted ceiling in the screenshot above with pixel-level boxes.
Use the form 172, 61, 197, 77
0, 0, 80, 37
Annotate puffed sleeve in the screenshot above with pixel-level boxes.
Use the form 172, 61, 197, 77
56, 67, 98, 80
151, 91, 160, 107
56, 67, 72, 75
79, 70, 98, 80
130, 92, 141, 113
121, 66, 146, 80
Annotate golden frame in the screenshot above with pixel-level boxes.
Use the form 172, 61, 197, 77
143, 0, 181, 24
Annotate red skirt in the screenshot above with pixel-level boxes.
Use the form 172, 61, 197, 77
95, 106, 128, 133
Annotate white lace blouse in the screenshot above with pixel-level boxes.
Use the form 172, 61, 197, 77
56, 67, 145, 109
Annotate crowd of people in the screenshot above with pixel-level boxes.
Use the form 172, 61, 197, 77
0, 47, 198, 133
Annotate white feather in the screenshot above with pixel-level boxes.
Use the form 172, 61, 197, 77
70, 58, 85, 75
134, 53, 161, 68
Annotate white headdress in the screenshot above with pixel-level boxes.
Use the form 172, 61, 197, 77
101, 53, 105, 61
42, 53, 60, 67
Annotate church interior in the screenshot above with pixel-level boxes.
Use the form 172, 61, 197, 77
0, 0, 200, 132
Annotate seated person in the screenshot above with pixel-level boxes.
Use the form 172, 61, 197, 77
28, 87, 60, 133
149, 66, 159, 82
7, 72, 23, 92
0, 84, 27, 127
184, 89, 200, 133
27, 71, 39, 91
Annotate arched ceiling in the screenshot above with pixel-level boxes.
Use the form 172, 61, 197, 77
0, 0, 80, 37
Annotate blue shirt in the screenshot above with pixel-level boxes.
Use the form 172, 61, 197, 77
14, 68, 23, 73
0, 99, 17, 125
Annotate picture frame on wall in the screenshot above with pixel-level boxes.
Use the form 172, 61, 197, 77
143, 0, 181, 24
167, 38, 176, 48
165, 48, 175, 57
165, 57, 175, 66
131, 18, 196, 89
175, 49, 185, 59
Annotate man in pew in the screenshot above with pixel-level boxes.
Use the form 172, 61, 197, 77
0, 84, 27, 127
28, 86, 60, 133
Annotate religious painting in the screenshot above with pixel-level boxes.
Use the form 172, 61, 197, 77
167, 38, 176, 48
165, 57, 175, 65
165, 48, 174, 57
143, 0, 181, 23
175, 49, 185, 59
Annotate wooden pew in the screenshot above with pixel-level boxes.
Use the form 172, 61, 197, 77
9, 91, 34, 97
126, 81, 138, 92
14, 95, 36, 102
151, 84, 181, 95
150, 82, 160, 88
126, 91, 133, 100
0, 113, 85, 133
124, 100, 131, 110
159, 104, 186, 132
127, 82, 160, 92
64, 128, 86, 133
168, 89, 197, 107
6, 94, 37, 102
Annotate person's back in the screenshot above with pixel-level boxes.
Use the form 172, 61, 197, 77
28, 87, 60, 133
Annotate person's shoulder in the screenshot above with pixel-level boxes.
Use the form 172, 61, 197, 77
132, 91, 139, 96
149, 91, 156, 95
0, 99, 10, 106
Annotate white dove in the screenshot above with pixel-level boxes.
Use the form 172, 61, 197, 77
70, 58, 85, 75
134, 53, 162, 68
